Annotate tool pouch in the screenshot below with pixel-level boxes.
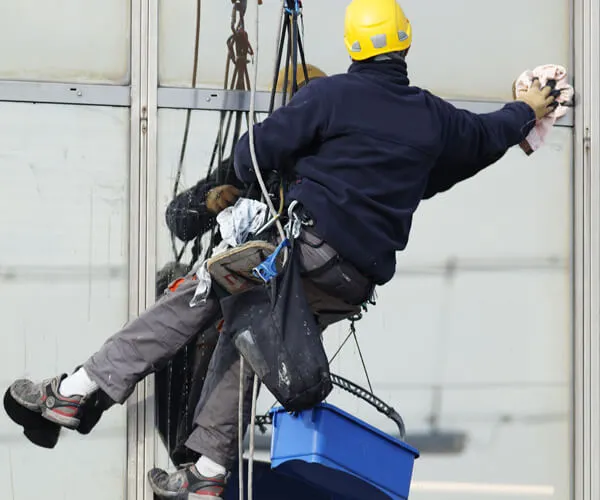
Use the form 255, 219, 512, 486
219, 241, 333, 412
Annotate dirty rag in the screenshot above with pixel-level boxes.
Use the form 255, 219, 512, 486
190, 198, 268, 306
513, 64, 574, 155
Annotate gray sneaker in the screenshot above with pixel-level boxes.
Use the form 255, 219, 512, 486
9, 374, 85, 430
148, 463, 227, 499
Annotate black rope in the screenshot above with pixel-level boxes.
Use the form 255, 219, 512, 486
170, 0, 203, 265
350, 319, 373, 393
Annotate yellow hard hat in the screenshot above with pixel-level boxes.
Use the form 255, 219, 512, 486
344, 0, 412, 61
275, 63, 328, 94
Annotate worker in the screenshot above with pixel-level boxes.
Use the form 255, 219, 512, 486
6, 1, 557, 498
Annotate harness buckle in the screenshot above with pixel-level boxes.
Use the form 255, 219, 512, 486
252, 239, 291, 283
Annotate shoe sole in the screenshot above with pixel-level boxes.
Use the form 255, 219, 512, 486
10, 385, 80, 429
40, 407, 80, 430
9, 385, 42, 413
147, 472, 223, 500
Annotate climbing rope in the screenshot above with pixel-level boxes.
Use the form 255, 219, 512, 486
243, 1, 311, 498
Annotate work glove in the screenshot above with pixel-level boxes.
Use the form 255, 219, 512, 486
515, 77, 558, 120
206, 184, 241, 214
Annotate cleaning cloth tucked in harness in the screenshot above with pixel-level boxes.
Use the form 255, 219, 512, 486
190, 198, 268, 306
513, 64, 574, 155
219, 240, 333, 412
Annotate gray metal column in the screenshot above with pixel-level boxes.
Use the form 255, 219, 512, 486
127, 0, 144, 499
573, 0, 600, 499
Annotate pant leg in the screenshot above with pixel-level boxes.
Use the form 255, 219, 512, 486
184, 331, 256, 469
171, 328, 220, 466
84, 276, 221, 404
184, 230, 374, 468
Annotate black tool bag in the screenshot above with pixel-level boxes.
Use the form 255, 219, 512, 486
219, 241, 333, 413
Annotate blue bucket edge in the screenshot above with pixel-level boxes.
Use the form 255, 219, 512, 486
269, 402, 420, 459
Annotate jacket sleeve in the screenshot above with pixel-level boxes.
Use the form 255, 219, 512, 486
233, 83, 326, 183
422, 97, 537, 200
165, 158, 243, 242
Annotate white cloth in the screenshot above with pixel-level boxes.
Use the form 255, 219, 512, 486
514, 64, 574, 153
216, 198, 268, 247
190, 198, 268, 306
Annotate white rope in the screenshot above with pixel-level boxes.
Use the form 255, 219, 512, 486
248, 373, 260, 500
248, 4, 288, 249
239, 2, 290, 499
238, 355, 245, 500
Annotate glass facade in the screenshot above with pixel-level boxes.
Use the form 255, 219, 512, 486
3, 0, 599, 499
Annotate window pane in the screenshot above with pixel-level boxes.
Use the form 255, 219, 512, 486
159, 0, 570, 100
403, 127, 572, 262
0, 103, 130, 498
0, 1, 130, 84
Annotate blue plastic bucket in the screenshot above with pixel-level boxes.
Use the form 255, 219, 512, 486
270, 403, 420, 500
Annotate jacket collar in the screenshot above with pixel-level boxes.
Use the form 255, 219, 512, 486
348, 58, 410, 86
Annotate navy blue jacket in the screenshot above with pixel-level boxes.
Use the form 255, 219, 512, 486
234, 60, 536, 285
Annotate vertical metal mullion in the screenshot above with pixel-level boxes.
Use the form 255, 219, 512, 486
137, 0, 151, 496
572, 0, 585, 496
127, 0, 144, 498
589, 0, 600, 497
143, 0, 160, 496
573, 0, 599, 499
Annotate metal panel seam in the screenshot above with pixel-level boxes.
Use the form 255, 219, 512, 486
127, 0, 144, 498
143, 0, 160, 496
0, 81, 130, 106
155, 88, 574, 127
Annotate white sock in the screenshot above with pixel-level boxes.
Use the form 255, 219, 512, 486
195, 455, 227, 478
59, 367, 99, 397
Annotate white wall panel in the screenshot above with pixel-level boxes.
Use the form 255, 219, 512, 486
0, 1, 130, 84
0, 103, 129, 500
324, 268, 571, 500
159, 0, 570, 100
401, 126, 572, 265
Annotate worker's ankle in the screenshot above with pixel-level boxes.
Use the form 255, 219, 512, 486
195, 455, 227, 478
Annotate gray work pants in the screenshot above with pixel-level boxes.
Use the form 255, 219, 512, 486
84, 228, 373, 469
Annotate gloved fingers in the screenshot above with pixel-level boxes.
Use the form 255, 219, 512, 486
225, 186, 242, 197
215, 189, 239, 211
531, 77, 542, 90
216, 197, 230, 211
540, 84, 552, 98
221, 188, 240, 204
549, 88, 562, 99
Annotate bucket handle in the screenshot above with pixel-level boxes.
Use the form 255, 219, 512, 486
330, 373, 406, 440
254, 373, 407, 440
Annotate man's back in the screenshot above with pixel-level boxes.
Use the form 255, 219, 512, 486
287, 60, 447, 285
